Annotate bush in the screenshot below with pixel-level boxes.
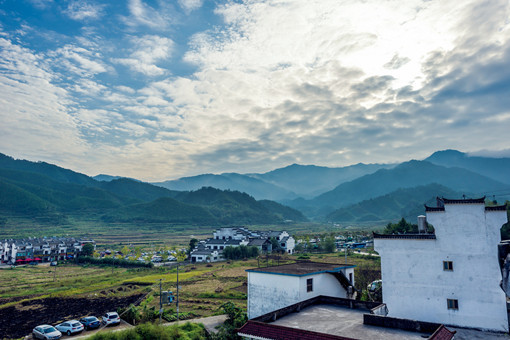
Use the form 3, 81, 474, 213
75, 256, 153, 268
89, 322, 206, 340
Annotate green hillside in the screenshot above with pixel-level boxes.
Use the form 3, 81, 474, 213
102, 197, 216, 224
326, 184, 461, 224
175, 187, 295, 224
0, 155, 304, 228
307, 160, 506, 216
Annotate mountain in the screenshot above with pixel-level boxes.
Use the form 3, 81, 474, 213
0, 153, 98, 187
101, 197, 216, 224
426, 150, 510, 185
0, 154, 304, 227
99, 178, 180, 202
174, 187, 307, 224
300, 160, 508, 217
155, 162, 394, 201
250, 163, 395, 198
325, 184, 461, 224
154, 173, 297, 201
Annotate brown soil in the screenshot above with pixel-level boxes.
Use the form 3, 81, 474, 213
0, 294, 143, 339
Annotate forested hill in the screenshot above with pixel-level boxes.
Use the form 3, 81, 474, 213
0, 153, 306, 226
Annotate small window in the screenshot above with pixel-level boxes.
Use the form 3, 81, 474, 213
307, 278, 313, 292
443, 261, 453, 271
447, 299, 458, 310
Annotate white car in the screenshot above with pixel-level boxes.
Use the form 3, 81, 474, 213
32, 325, 62, 340
102, 312, 120, 326
55, 320, 84, 336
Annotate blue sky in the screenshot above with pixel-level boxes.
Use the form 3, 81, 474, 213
1, 0, 509, 181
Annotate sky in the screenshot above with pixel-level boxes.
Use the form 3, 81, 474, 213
1, 0, 510, 181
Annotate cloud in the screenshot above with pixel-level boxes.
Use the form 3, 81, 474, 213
27, 0, 53, 10
0, 37, 87, 165
112, 35, 174, 76
2, 0, 510, 181
178, 0, 203, 13
122, 0, 175, 30
64, 1, 106, 21
48, 44, 109, 77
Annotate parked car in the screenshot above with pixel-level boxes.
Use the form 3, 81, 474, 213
50, 261, 58, 266
102, 312, 120, 326
55, 320, 84, 336
32, 325, 62, 340
79, 316, 101, 330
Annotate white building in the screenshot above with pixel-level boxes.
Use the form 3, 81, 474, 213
246, 262, 355, 319
374, 197, 509, 332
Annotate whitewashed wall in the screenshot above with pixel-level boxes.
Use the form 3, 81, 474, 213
375, 204, 508, 332
247, 268, 353, 319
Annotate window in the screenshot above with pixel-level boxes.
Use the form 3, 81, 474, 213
443, 261, 453, 271
307, 278, 313, 292
447, 299, 458, 310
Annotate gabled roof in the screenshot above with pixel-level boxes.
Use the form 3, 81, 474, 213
248, 239, 271, 246
206, 238, 227, 244
428, 325, 456, 340
237, 320, 356, 340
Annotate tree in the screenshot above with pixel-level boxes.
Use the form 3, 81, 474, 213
383, 218, 418, 234
211, 302, 247, 340
324, 237, 336, 253
270, 238, 281, 253
188, 238, 198, 255
120, 245, 130, 256
81, 243, 94, 257
175, 249, 187, 262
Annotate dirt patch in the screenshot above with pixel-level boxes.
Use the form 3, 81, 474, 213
0, 294, 143, 339
231, 283, 247, 294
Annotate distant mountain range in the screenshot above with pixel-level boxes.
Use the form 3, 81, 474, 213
0, 153, 306, 226
1, 149, 509, 227
153, 163, 394, 200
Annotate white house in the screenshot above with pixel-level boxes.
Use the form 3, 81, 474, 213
374, 197, 509, 332
246, 262, 355, 319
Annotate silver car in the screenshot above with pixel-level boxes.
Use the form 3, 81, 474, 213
55, 320, 84, 336
102, 312, 120, 326
32, 325, 62, 340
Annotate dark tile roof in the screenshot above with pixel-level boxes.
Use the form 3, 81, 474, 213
225, 239, 242, 245
373, 232, 436, 240
248, 239, 270, 246
428, 325, 456, 340
486, 204, 507, 211
206, 239, 227, 244
424, 205, 445, 212
237, 320, 356, 340
246, 262, 354, 276
440, 196, 485, 204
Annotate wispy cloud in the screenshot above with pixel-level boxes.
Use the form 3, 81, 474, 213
123, 0, 175, 30
112, 35, 174, 76
178, 0, 203, 14
64, 1, 106, 21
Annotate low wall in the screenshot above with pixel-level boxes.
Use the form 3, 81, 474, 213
252, 296, 381, 323
363, 313, 441, 334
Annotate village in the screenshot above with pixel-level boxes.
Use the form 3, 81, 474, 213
0, 196, 508, 340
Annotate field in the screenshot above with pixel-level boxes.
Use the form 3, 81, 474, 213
0, 251, 381, 339
0, 214, 382, 247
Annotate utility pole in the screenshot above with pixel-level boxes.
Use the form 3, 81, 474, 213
176, 262, 179, 323
159, 279, 162, 323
